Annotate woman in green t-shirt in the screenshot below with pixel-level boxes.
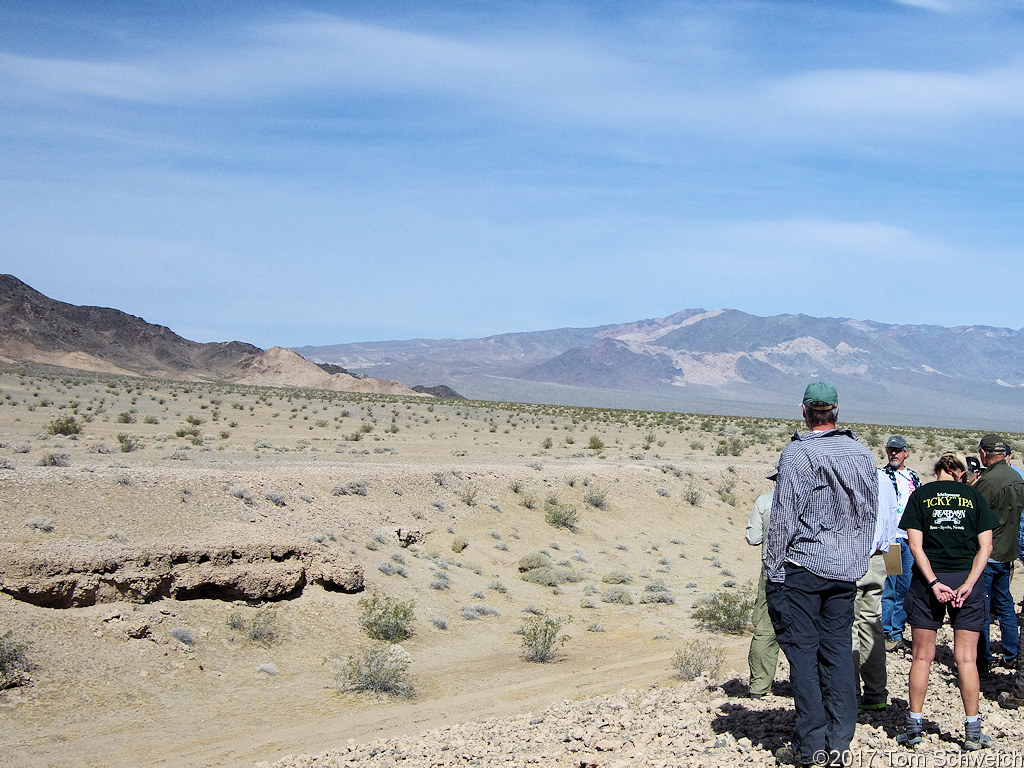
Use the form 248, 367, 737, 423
896, 452, 997, 751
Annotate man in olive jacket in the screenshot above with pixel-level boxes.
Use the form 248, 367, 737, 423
975, 434, 1024, 671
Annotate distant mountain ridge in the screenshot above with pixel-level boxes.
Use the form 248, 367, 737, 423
0, 275, 427, 397
295, 309, 1024, 430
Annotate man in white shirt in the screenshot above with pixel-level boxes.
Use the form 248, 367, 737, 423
880, 435, 921, 653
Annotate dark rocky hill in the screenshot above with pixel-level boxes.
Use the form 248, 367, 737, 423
0, 275, 425, 397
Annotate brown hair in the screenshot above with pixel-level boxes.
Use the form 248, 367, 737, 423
934, 452, 967, 476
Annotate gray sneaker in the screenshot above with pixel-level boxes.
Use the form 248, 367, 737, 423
963, 720, 991, 751
896, 716, 923, 748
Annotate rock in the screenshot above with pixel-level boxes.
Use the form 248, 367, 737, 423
124, 620, 152, 639
0, 541, 363, 607
395, 529, 426, 548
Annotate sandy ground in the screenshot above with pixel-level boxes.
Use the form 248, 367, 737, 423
0, 370, 1017, 767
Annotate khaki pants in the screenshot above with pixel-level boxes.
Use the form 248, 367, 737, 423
748, 568, 780, 696
852, 554, 888, 704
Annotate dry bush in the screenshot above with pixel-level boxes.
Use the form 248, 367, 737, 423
672, 638, 724, 680
600, 586, 634, 605
0, 631, 31, 689
517, 551, 553, 572
338, 644, 414, 698
521, 566, 584, 587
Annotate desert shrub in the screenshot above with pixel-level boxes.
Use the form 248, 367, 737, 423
639, 580, 675, 604
600, 586, 634, 605
509, 479, 523, 494
116, 411, 136, 424
430, 617, 448, 630
517, 551, 553, 572
358, 595, 415, 642
169, 627, 195, 645
429, 575, 450, 590
247, 609, 279, 645
544, 498, 579, 532
451, 536, 468, 553
0, 631, 31, 689
332, 480, 368, 496
587, 623, 605, 632
26, 517, 55, 533
521, 566, 584, 587
116, 433, 142, 452
587, 435, 604, 451
228, 485, 255, 506
690, 584, 755, 634
37, 452, 70, 467
459, 486, 478, 506
263, 491, 287, 507
684, 486, 702, 506
175, 426, 201, 439
378, 562, 408, 577
226, 612, 246, 630
0, 459, 13, 470
602, 570, 632, 584
716, 479, 737, 506
488, 580, 507, 593
45, 415, 81, 436
461, 603, 501, 620
143, 415, 160, 424
583, 488, 607, 509
338, 644, 414, 698
672, 638, 725, 680
519, 614, 570, 662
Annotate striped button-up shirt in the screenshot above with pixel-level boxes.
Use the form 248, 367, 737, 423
764, 428, 879, 583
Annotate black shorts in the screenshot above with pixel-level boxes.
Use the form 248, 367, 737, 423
904, 571, 987, 632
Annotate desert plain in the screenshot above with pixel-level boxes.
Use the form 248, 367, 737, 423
1, 369, 1023, 768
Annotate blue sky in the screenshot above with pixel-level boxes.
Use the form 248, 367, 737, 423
3, 0, 1024, 347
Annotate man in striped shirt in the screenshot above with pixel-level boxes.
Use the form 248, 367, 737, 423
765, 382, 879, 765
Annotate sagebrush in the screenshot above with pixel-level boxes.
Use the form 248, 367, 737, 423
672, 638, 725, 680
338, 644, 414, 697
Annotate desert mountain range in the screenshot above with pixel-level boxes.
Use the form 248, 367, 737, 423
3, 273, 1022, 429
297, 310, 1024, 430
0, 275, 426, 398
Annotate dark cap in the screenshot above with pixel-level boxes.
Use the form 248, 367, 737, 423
979, 434, 1009, 453
885, 435, 909, 451
966, 456, 982, 472
802, 381, 838, 410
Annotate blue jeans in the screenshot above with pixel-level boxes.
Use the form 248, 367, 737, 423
767, 565, 858, 759
980, 561, 1019, 662
881, 542, 914, 641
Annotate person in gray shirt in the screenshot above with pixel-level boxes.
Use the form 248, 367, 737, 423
765, 382, 878, 765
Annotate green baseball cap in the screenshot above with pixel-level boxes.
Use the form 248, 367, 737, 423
802, 381, 838, 410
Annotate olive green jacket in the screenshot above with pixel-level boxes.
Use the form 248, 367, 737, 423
975, 459, 1024, 563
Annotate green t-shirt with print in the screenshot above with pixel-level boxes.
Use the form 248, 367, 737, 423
899, 480, 998, 573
